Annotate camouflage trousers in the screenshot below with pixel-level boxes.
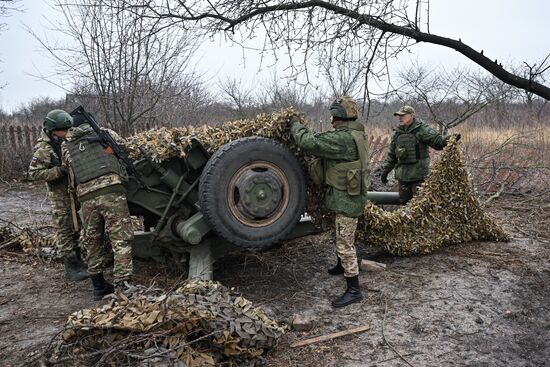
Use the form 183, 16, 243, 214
335, 214, 359, 277
80, 192, 133, 280
48, 188, 78, 255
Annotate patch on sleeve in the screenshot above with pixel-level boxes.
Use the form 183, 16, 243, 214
30, 156, 39, 167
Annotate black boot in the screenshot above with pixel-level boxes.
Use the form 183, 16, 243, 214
64, 250, 89, 281
73, 247, 88, 271
327, 257, 345, 275
332, 276, 362, 308
90, 273, 114, 301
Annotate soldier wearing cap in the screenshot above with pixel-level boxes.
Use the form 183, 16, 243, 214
290, 96, 369, 308
28, 109, 88, 281
381, 105, 460, 203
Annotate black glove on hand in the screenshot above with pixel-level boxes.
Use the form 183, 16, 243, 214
381, 170, 389, 184
455, 133, 462, 141
58, 166, 67, 177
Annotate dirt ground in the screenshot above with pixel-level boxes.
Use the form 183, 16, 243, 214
0, 182, 549, 367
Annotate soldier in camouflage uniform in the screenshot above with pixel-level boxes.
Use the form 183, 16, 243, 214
62, 115, 134, 300
27, 110, 88, 281
291, 97, 369, 308
381, 106, 460, 203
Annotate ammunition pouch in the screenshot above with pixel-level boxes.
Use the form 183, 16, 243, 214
307, 157, 324, 186
325, 160, 362, 196
324, 129, 369, 197
67, 132, 124, 185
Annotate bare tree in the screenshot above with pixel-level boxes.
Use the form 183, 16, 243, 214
32, 0, 197, 135
217, 76, 257, 119
318, 48, 364, 102
0, 0, 20, 33
109, 0, 550, 101
516, 58, 550, 123
0, 0, 21, 88
394, 64, 513, 133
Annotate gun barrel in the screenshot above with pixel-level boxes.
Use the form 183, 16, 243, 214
366, 191, 401, 205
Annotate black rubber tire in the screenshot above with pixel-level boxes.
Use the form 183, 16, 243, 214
199, 137, 306, 249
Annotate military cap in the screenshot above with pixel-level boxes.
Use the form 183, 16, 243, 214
393, 105, 416, 116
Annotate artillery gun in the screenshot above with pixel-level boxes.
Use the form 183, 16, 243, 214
124, 136, 400, 280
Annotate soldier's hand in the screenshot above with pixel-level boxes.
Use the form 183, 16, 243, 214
381, 170, 389, 185
455, 133, 462, 141
288, 114, 301, 126
57, 166, 67, 177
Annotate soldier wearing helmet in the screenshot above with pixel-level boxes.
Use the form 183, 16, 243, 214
381, 105, 460, 203
28, 109, 88, 281
291, 96, 369, 308
61, 115, 133, 300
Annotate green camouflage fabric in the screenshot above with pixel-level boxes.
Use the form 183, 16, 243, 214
382, 118, 449, 182
62, 123, 127, 199
28, 129, 78, 255
335, 214, 359, 277
291, 121, 368, 218
81, 192, 133, 280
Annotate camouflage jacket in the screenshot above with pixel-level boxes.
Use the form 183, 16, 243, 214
28, 129, 68, 195
382, 118, 449, 182
62, 124, 127, 200
291, 121, 368, 218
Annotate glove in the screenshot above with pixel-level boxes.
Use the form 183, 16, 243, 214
57, 166, 67, 178
288, 114, 302, 125
455, 133, 461, 141
381, 170, 389, 184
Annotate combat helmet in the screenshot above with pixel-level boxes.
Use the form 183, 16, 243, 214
43, 109, 73, 133
330, 96, 358, 120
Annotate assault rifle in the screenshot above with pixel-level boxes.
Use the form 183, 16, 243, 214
69, 106, 145, 188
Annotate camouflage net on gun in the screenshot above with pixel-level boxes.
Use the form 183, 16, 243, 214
124, 108, 508, 256
49, 280, 285, 366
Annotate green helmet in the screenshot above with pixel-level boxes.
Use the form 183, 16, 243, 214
330, 96, 358, 120
43, 109, 73, 133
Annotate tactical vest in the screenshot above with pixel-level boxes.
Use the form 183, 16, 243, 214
66, 132, 124, 185
325, 128, 369, 196
395, 131, 429, 164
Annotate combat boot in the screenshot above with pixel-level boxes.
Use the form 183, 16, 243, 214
63, 250, 89, 281
90, 273, 114, 301
331, 275, 362, 308
113, 279, 130, 292
327, 257, 345, 275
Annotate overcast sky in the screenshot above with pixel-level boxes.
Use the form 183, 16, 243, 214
0, 0, 549, 112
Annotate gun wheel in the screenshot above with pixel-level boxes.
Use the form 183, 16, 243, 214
199, 137, 306, 249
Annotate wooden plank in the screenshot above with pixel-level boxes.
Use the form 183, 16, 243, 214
360, 259, 387, 272
290, 325, 370, 348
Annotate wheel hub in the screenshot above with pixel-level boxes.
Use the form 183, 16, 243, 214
227, 161, 290, 227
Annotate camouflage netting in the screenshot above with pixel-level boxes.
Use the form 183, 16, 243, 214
358, 135, 510, 255
124, 108, 508, 256
0, 225, 55, 252
125, 110, 298, 162
49, 280, 285, 366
